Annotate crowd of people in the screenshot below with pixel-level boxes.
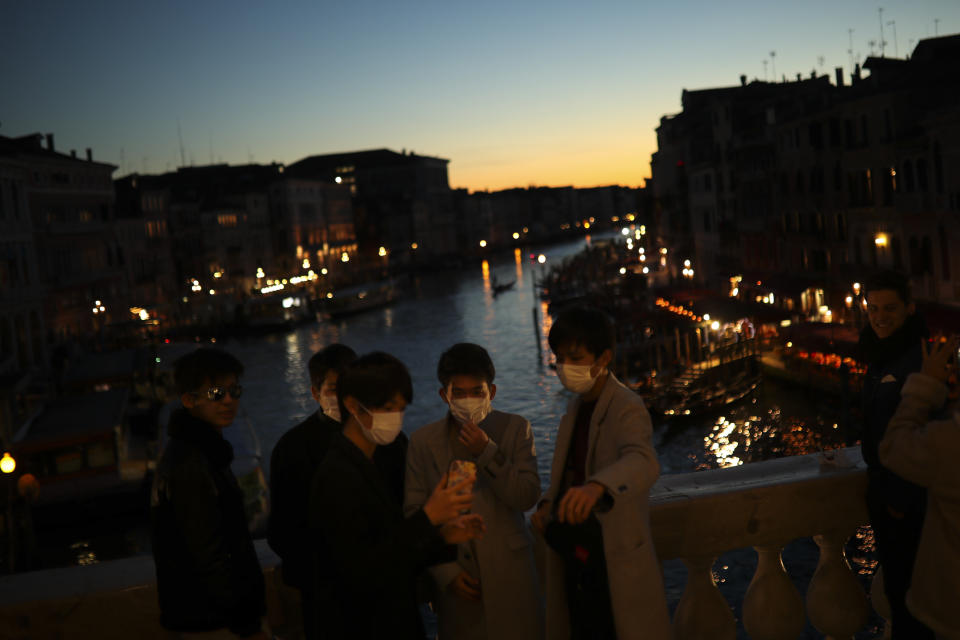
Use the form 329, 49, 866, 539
148, 271, 960, 640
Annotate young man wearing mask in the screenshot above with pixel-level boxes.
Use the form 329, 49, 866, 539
151, 348, 268, 639
531, 307, 670, 640
858, 271, 936, 639
404, 342, 543, 640
268, 343, 356, 639
309, 351, 486, 640
879, 336, 960, 640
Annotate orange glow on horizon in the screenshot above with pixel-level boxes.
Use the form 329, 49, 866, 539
446, 137, 657, 193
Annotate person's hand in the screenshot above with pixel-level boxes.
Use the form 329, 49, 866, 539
458, 420, 490, 457
448, 570, 482, 601
531, 500, 552, 534
921, 336, 958, 383
423, 472, 474, 525
556, 482, 606, 524
440, 513, 485, 544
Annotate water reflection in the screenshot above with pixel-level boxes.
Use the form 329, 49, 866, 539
71, 541, 97, 566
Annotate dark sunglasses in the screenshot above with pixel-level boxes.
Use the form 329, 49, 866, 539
197, 384, 243, 401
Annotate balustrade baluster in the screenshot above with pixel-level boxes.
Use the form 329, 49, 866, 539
673, 555, 736, 640
742, 545, 805, 639
807, 532, 869, 639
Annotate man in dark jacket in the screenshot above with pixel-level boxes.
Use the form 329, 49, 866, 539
151, 348, 267, 639
309, 352, 485, 640
858, 271, 935, 639
267, 343, 356, 639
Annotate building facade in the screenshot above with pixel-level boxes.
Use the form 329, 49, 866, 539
651, 34, 960, 312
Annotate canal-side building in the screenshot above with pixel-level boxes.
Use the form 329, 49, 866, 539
651, 33, 960, 313
0, 134, 123, 341
113, 175, 178, 322
458, 184, 641, 253
0, 150, 46, 450
286, 148, 455, 265
267, 177, 356, 281
114, 163, 358, 316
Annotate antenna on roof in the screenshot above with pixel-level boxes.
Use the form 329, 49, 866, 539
878, 8, 886, 57
934, 18, 939, 37
848, 28, 855, 72
769, 51, 776, 82
176, 118, 186, 168
209, 129, 214, 165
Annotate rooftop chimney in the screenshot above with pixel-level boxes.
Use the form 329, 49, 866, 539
835, 67, 844, 86
46, 133, 55, 151
853, 63, 861, 82
740, 74, 747, 87
70, 150, 77, 158
86, 148, 93, 162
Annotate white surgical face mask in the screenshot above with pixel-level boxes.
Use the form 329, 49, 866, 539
357, 404, 404, 445
320, 395, 341, 422
448, 387, 491, 425
557, 363, 599, 394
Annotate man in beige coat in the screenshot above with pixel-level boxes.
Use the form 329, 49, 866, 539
405, 343, 544, 640
532, 307, 670, 640
879, 337, 960, 640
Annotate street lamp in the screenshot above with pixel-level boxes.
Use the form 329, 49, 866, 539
0, 452, 14, 474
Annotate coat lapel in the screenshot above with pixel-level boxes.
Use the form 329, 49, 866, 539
586, 374, 617, 475
549, 397, 579, 499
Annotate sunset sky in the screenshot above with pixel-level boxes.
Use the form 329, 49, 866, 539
3, 0, 957, 192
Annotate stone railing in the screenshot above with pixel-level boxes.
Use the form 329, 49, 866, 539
0, 448, 887, 639
651, 446, 886, 639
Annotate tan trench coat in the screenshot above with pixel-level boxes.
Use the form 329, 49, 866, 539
404, 410, 544, 640
540, 373, 671, 640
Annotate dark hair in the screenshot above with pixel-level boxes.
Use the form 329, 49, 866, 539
174, 348, 243, 395
308, 343, 357, 388
548, 306, 616, 357
865, 270, 912, 304
337, 352, 413, 412
437, 343, 496, 386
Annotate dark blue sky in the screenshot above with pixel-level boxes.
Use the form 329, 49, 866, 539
3, 0, 957, 190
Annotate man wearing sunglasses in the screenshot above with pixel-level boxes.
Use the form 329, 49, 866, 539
151, 347, 268, 639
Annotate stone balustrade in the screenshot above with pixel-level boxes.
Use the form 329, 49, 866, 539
0, 447, 887, 639
651, 446, 884, 639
